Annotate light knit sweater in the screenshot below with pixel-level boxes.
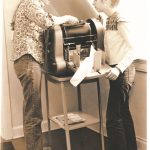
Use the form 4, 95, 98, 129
104, 12, 136, 72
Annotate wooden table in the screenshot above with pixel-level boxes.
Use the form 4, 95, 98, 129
44, 72, 105, 150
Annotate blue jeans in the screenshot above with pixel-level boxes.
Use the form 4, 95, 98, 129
14, 54, 43, 150
106, 64, 137, 150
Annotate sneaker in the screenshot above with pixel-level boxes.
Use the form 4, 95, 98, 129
43, 146, 53, 150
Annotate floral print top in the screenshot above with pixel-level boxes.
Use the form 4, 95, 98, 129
12, 0, 53, 64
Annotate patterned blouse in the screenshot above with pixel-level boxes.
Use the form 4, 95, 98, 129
12, 0, 53, 64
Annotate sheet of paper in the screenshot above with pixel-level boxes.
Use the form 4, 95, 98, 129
70, 45, 95, 87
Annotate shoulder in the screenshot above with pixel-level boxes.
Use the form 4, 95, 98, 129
115, 12, 132, 31
106, 12, 128, 30
114, 12, 128, 23
23, 0, 43, 7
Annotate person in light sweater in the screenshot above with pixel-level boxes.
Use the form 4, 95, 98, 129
93, 0, 137, 150
11, 0, 79, 149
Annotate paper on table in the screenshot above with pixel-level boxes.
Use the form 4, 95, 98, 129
70, 45, 96, 87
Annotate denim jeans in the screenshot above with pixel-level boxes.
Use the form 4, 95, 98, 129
106, 63, 137, 150
14, 54, 43, 150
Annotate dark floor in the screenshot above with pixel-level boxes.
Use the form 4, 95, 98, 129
2, 127, 108, 150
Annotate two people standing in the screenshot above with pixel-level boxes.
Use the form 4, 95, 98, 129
11, 0, 137, 149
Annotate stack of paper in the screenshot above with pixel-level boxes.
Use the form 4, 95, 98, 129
55, 113, 86, 125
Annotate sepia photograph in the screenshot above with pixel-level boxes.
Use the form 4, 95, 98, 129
1, 0, 148, 150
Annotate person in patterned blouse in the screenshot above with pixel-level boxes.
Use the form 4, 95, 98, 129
11, 0, 79, 150
93, 0, 137, 150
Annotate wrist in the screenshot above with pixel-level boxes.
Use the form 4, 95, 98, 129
115, 66, 121, 73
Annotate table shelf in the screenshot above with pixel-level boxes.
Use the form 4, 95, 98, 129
50, 111, 99, 130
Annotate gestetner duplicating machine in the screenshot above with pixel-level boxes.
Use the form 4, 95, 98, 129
44, 18, 104, 76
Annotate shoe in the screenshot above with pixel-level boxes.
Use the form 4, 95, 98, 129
43, 146, 53, 150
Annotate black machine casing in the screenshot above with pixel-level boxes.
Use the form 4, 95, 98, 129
44, 18, 104, 77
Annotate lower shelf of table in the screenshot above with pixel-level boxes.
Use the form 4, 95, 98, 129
50, 112, 99, 130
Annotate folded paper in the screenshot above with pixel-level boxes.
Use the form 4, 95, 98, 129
70, 45, 96, 87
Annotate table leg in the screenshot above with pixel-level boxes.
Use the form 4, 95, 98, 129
44, 76, 53, 147
60, 82, 71, 150
96, 78, 105, 150
77, 84, 82, 111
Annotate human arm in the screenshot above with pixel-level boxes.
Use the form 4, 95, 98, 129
105, 21, 137, 80
24, 0, 79, 28
24, 0, 53, 28
115, 21, 137, 73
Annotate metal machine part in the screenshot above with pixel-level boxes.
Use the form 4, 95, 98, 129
44, 18, 104, 77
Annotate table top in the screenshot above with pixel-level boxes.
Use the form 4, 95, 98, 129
44, 64, 110, 83
44, 71, 105, 83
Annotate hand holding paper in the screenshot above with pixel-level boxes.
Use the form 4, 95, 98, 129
70, 45, 111, 86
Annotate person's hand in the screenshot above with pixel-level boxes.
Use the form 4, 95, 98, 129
51, 16, 65, 25
52, 15, 79, 25
105, 67, 120, 80
63, 15, 79, 24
